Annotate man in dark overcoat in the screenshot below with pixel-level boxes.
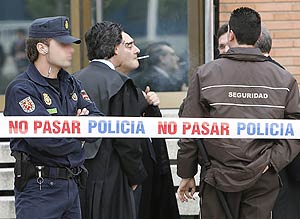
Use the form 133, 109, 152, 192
75, 21, 179, 219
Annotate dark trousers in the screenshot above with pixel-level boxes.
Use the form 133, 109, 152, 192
272, 169, 300, 219
200, 169, 280, 219
15, 178, 81, 219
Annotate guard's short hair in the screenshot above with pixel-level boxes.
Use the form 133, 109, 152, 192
229, 7, 261, 45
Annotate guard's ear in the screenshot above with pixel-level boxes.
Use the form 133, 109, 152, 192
37, 43, 48, 55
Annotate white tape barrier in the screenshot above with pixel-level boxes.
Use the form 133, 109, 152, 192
0, 116, 298, 139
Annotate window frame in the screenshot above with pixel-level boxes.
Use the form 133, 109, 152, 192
0, 0, 205, 111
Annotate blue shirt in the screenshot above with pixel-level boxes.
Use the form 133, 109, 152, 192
4, 63, 102, 167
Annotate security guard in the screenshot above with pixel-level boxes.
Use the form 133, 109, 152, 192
4, 16, 102, 219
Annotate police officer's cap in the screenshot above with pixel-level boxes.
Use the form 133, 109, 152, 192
29, 16, 81, 44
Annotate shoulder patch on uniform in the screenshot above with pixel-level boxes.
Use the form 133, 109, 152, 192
19, 96, 35, 113
43, 93, 52, 106
80, 90, 92, 102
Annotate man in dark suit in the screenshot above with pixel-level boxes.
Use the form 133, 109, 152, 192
75, 21, 179, 219
117, 50, 180, 219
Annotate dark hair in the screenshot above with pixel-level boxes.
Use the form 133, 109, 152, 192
85, 21, 123, 60
255, 26, 272, 54
146, 41, 172, 66
26, 38, 49, 63
217, 23, 228, 39
229, 7, 261, 45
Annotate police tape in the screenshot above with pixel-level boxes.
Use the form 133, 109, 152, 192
1, 116, 299, 139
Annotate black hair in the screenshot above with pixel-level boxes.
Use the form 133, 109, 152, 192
85, 21, 123, 60
229, 7, 261, 45
255, 26, 272, 54
217, 23, 228, 39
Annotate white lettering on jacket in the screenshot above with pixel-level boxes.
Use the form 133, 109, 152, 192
228, 91, 269, 99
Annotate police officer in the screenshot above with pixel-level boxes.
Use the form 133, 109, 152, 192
4, 16, 102, 219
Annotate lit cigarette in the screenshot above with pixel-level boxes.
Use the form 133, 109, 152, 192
137, 55, 150, 60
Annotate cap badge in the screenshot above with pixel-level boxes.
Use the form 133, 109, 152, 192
64, 19, 69, 30
43, 93, 52, 105
19, 96, 35, 113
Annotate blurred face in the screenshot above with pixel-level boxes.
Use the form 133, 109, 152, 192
46, 39, 74, 69
160, 45, 179, 72
218, 33, 229, 54
115, 32, 140, 74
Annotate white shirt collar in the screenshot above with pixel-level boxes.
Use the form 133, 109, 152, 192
91, 59, 115, 70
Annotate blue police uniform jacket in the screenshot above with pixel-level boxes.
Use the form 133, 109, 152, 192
4, 63, 102, 168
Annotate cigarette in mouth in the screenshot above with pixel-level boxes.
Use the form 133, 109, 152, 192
137, 55, 150, 60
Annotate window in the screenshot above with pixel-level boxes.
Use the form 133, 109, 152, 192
0, 0, 206, 110
0, 0, 70, 95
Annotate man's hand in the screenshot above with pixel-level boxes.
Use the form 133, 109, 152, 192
143, 86, 160, 106
76, 108, 89, 116
177, 177, 196, 202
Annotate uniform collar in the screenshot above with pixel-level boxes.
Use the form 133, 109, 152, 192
26, 63, 71, 86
